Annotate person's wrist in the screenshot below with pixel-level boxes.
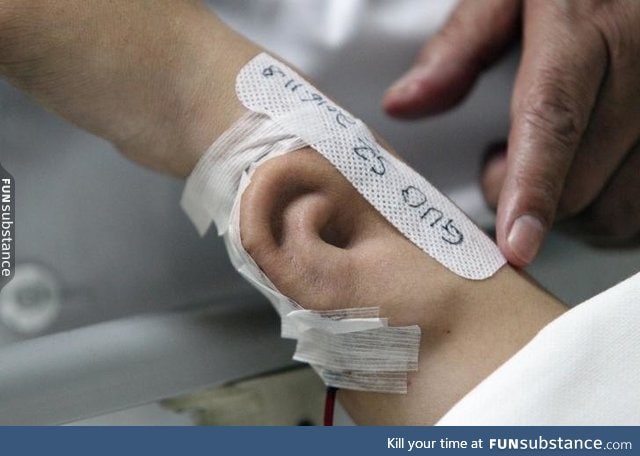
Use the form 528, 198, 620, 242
112, 13, 254, 178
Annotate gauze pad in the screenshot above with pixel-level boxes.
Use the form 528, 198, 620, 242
182, 53, 505, 393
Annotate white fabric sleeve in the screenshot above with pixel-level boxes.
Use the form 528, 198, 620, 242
437, 271, 640, 425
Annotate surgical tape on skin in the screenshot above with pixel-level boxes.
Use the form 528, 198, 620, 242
181, 53, 505, 393
183, 111, 419, 393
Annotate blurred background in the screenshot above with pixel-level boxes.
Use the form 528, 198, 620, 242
1, 0, 638, 425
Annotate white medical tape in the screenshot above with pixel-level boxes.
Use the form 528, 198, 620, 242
282, 308, 387, 337
294, 327, 420, 371
182, 109, 419, 393
182, 110, 306, 237
223, 156, 420, 394
181, 53, 504, 393
315, 368, 411, 393
236, 53, 506, 280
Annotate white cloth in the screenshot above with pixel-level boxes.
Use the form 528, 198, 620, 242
437, 272, 640, 425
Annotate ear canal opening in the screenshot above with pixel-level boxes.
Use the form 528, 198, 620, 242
319, 216, 354, 249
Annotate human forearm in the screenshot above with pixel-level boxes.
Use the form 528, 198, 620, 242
2, 1, 568, 425
339, 266, 565, 425
0, 0, 255, 176
239, 150, 567, 425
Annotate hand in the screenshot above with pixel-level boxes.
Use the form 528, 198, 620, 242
383, 0, 640, 266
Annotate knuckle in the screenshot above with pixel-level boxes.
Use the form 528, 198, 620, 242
519, 81, 587, 150
593, 1, 640, 63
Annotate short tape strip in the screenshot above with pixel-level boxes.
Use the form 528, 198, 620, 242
294, 327, 420, 372
181, 53, 505, 393
315, 368, 410, 393
223, 162, 420, 393
182, 110, 306, 237
282, 308, 387, 337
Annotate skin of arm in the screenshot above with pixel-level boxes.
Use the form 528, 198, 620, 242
0, 0, 256, 176
239, 150, 566, 425
0, 0, 567, 424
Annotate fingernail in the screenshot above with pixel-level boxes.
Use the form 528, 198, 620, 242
507, 214, 544, 265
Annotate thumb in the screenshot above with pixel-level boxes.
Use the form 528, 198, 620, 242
496, 1, 606, 268
383, 0, 521, 118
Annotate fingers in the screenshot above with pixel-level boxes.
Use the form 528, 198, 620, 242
483, 140, 640, 242
480, 143, 507, 210
383, 0, 521, 118
584, 141, 640, 240
556, 93, 639, 220
484, 78, 640, 221
497, 1, 608, 267
483, 133, 640, 243
556, 7, 640, 218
